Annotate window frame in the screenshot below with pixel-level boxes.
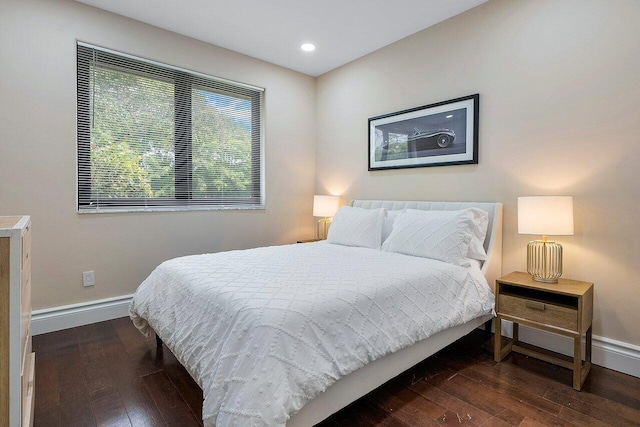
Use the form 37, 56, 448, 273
76, 42, 265, 213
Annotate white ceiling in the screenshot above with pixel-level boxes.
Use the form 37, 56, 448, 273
76, 0, 488, 77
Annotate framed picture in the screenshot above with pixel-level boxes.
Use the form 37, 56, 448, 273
368, 94, 479, 170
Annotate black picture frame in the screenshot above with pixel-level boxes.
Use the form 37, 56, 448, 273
368, 94, 479, 170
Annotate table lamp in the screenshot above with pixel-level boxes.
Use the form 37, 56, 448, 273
518, 196, 574, 283
313, 195, 339, 240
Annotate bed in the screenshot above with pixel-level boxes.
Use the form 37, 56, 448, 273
130, 200, 503, 426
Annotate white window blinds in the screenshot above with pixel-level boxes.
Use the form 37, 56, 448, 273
77, 43, 264, 212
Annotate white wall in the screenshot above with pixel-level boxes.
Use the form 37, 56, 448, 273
0, 0, 317, 309
316, 0, 640, 347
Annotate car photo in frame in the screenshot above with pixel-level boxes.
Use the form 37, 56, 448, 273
368, 94, 479, 170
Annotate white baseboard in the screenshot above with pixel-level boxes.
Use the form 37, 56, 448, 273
31, 294, 133, 336
32, 298, 639, 378
500, 321, 640, 378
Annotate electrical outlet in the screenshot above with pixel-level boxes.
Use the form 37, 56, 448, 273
83, 271, 95, 287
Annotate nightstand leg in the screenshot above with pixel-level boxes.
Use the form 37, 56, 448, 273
573, 335, 582, 390
578, 325, 593, 391
512, 322, 519, 345
494, 316, 502, 362
494, 316, 514, 362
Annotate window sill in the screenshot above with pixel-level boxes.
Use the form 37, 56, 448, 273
77, 205, 265, 214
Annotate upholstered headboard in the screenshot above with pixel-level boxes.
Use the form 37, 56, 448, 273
350, 200, 503, 292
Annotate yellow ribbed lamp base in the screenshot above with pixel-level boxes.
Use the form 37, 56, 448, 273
527, 240, 563, 283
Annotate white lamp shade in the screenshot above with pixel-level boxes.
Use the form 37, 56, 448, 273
313, 195, 339, 217
518, 196, 574, 236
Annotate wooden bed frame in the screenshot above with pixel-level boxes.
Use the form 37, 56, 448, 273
155, 200, 503, 426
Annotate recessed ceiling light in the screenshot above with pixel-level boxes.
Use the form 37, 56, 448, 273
446, 114, 453, 118
301, 43, 316, 52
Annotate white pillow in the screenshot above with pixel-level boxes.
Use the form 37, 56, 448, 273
381, 209, 479, 265
382, 209, 403, 243
327, 206, 386, 249
464, 208, 489, 260
404, 208, 489, 260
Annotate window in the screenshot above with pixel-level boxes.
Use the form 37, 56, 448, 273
77, 44, 264, 212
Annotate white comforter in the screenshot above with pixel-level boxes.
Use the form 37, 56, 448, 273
130, 242, 494, 427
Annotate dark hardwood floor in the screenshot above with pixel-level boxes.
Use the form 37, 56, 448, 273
33, 318, 640, 426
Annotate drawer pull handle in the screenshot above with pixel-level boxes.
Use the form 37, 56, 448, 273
525, 300, 545, 311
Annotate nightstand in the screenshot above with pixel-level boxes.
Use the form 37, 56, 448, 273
297, 238, 321, 243
494, 271, 594, 390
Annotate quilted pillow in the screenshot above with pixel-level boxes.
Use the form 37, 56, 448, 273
463, 208, 489, 260
382, 209, 403, 243
404, 208, 489, 260
381, 209, 483, 265
327, 206, 386, 249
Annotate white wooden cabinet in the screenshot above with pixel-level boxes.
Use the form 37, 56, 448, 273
0, 216, 34, 427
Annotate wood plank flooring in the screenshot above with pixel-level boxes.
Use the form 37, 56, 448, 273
33, 318, 640, 426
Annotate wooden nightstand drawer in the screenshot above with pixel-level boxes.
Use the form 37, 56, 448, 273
499, 294, 577, 331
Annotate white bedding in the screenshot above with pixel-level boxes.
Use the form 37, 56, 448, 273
130, 241, 494, 427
